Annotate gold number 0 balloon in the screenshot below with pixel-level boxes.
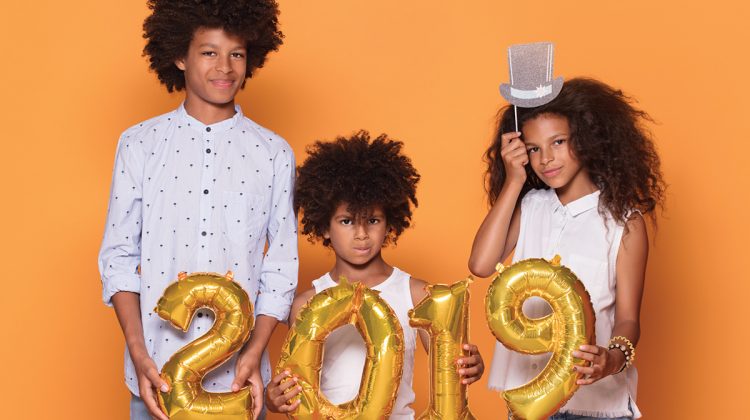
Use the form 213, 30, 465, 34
409, 278, 476, 420
485, 257, 596, 420
276, 278, 405, 419
155, 271, 255, 419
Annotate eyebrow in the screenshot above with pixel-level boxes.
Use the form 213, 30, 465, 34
197, 43, 246, 50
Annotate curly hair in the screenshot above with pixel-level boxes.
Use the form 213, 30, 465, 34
295, 130, 420, 247
485, 78, 666, 226
142, 0, 284, 92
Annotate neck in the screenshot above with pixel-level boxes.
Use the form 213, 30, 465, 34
183, 96, 237, 125
555, 168, 597, 205
330, 254, 392, 288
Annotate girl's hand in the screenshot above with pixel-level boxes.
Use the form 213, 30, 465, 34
265, 370, 302, 413
572, 344, 625, 385
456, 343, 485, 385
499, 131, 528, 187
132, 354, 169, 420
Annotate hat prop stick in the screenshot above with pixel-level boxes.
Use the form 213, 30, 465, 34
499, 42, 564, 132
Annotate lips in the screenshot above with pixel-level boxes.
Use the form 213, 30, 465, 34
353, 247, 371, 255
211, 79, 235, 89
542, 167, 562, 178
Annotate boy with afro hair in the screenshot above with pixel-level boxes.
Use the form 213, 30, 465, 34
265, 131, 485, 418
98, 1, 296, 418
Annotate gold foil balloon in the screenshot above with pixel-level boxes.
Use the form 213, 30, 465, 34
409, 278, 476, 420
276, 278, 405, 419
155, 271, 255, 419
485, 257, 595, 420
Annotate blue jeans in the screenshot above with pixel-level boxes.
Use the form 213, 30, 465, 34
130, 394, 267, 420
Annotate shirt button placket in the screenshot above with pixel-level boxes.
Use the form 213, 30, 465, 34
198, 125, 214, 266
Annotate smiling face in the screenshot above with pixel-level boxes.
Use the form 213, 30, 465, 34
522, 113, 593, 199
324, 203, 388, 268
175, 27, 247, 112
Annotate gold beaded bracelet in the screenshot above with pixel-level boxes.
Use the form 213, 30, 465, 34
607, 336, 635, 373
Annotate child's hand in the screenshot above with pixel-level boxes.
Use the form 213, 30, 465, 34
132, 354, 169, 420
232, 351, 263, 419
500, 131, 528, 186
572, 344, 625, 385
266, 370, 303, 413
456, 343, 485, 385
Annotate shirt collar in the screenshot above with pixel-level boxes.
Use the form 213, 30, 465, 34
552, 189, 601, 217
176, 102, 244, 133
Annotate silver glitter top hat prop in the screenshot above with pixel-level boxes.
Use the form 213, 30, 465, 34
500, 42, 564, 108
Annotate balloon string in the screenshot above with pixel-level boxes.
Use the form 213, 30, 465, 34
514, 105, 519, 132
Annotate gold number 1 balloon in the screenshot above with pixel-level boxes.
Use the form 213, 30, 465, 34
485, 257, 596, 420
155, 271, 255, 419
409, 278, 476, 420
276, 278, 405, 419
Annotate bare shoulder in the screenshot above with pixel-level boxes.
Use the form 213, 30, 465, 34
409, 277, 430, 306
293, 288, 316, 307
622, 212, 648, 248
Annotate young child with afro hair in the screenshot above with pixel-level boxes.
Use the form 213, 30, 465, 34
265, 131, 485, 418
98, 1, 297, 419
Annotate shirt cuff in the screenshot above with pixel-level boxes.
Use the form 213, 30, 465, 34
255, 291, 293, 323
102, 273, 141, 307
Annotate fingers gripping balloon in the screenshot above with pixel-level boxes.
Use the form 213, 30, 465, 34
485, 257, 595, 420
409, 279, 476, 420
276, 278, 405, 419
155, 271, 255, 419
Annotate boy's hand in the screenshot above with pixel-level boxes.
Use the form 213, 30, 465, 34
232, 350, 263, 419
572, 344, 625, 385
456, 343, 485, 385
266, 370, 303, 413
133, 354, 169, 420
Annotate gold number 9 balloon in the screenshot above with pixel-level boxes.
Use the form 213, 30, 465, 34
409, 278, 476, 420
155, 271, 255, 419
485, 257, 595, 420
276, 278, 405, 419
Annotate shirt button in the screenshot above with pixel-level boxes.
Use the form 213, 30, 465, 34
206, 148, 211, 154
201, 231, 207, 236
203, 189, 209, 194
197, 313, 204, 318
206, 127, 211, 132
531, 363, 538, 369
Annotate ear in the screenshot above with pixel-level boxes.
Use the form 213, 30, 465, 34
323, 230, 330, 240
175, 57, 186, 71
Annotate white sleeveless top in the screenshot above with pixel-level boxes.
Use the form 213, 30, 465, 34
312, 267, 417, 419
487, 189, 641, 418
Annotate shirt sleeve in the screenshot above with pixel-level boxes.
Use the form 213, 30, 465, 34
255, 144, 298, 322
98, 133, 144, 306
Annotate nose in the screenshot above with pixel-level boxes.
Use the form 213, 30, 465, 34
540, 148, 554, 165
215, 54, 232, 73
354, 222, 369, 240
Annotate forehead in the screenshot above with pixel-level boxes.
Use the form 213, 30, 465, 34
522, 113, 570, 141
190, 27, 246, 48
332, 202, 385, 216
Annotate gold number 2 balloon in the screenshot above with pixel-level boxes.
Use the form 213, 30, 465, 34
409, 278, 476, 420
485, 257, 596, 420
276, 278, 405, 419
155, 271, 255, 419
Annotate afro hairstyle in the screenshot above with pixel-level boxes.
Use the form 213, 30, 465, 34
143, 0, 283, 92
295, 130, 420, 247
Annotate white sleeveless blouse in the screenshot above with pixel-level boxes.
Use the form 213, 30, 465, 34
487, 189, 641, 418
312, 267, 417, 419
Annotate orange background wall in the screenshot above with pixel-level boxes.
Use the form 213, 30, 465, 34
1, 1, 747, 418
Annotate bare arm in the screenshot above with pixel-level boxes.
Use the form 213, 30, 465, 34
469, 131, 527, 277
111, 292, 169, 420
573, 214, 648, 384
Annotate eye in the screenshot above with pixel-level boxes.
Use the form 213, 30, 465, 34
368, 218, 381, 225
527, 146, 539, 154
201, 51, 217, 57
553, 139, 566, 146
339, 218, 352, 226
231, 52, 246, 59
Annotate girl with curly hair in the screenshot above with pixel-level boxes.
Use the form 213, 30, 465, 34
469, 78, 665, 419
265, 131, 484, 418
100, 2, 293, 419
